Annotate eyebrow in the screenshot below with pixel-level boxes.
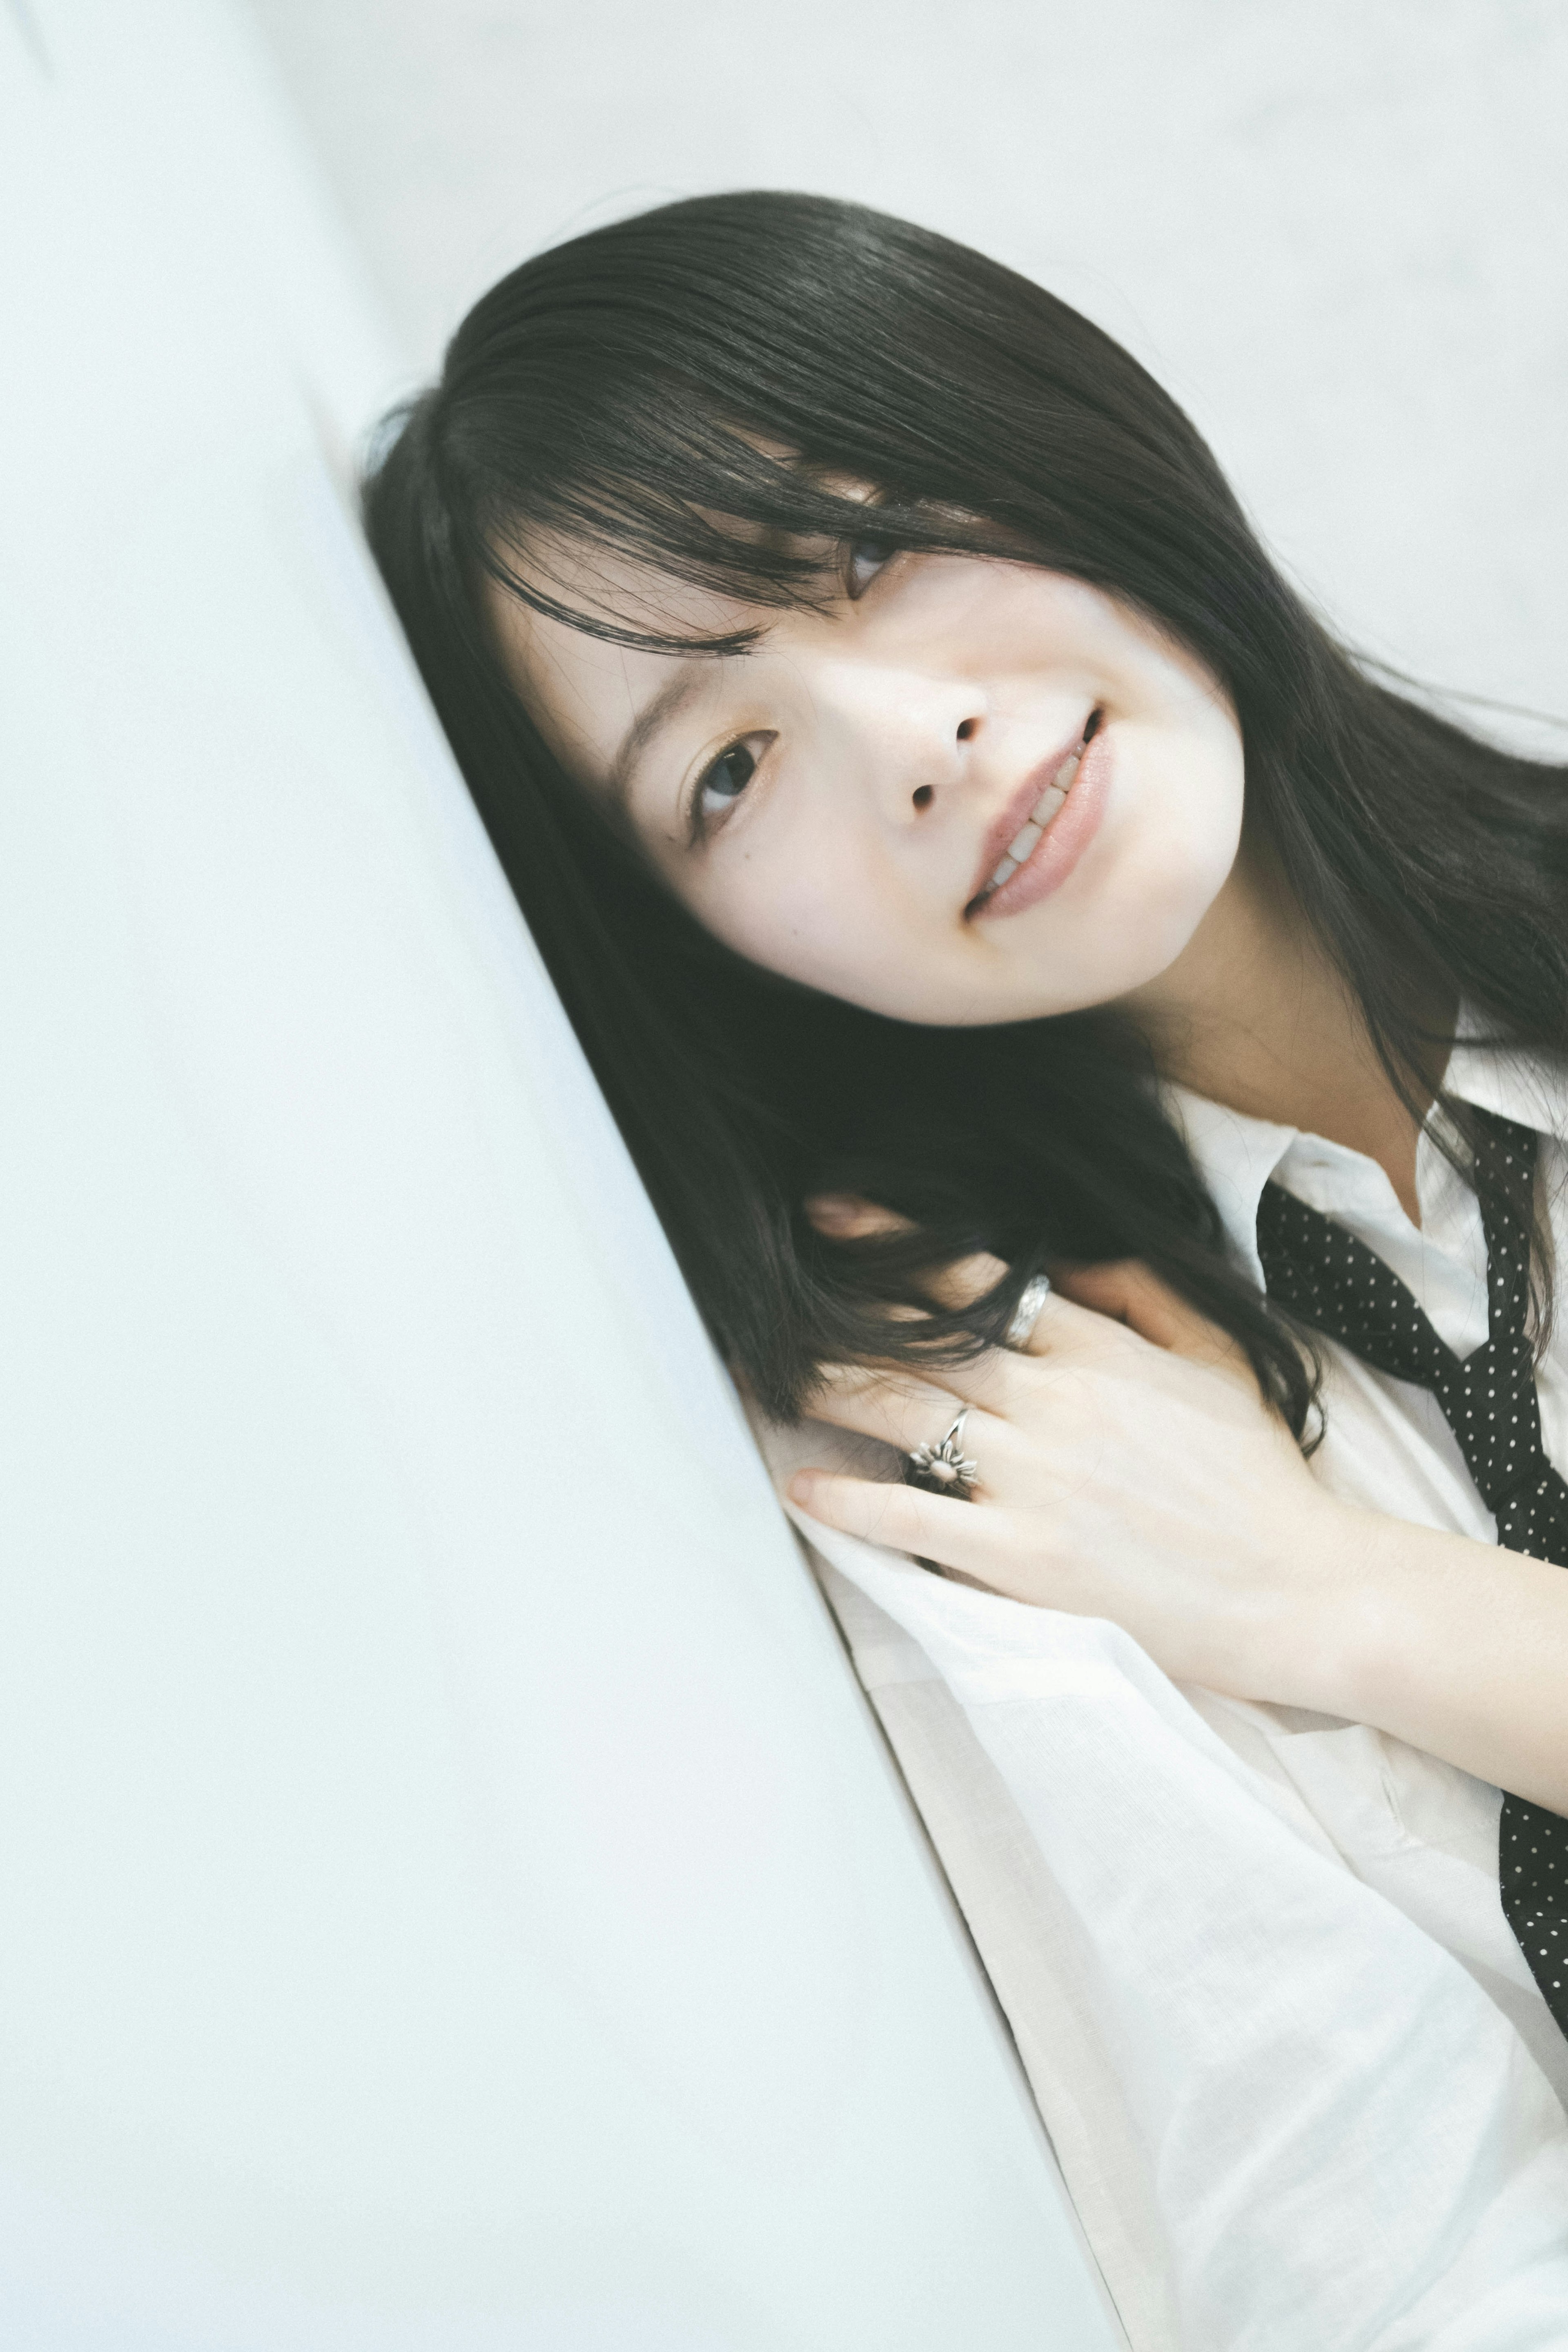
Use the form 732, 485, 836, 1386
606, 664, 709, 803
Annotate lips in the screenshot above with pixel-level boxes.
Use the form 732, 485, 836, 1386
966, 710, 1102, 913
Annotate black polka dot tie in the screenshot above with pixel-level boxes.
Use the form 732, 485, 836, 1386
1255, 1108, 1568, 2040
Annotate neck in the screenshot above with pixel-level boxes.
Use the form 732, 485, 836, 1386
1117, 844, 1448, 1224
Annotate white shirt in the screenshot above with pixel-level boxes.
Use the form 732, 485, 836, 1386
768, 1036, 1568, 2351
1171, 1033, 1568, 1552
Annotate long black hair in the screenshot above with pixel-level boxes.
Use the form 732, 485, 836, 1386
362, 190, 1568, 1432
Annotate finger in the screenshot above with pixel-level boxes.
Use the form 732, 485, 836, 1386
786, 1468, 1027, 1592
846, 1246, 1066, 1343
843, 1240, 1082, 1362
805, 1206, 1011, 1334
865, 1244, 1032, 1343
898, 1272, 1126, 1368
917, 1249, 1008, 1313
804, 1365, 1015, 1463
804, 1193, 914, 1238
802, 1209, 1089, 1366
1054, 1259, 1254, 1384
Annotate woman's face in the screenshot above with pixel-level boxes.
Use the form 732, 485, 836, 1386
491, 537, 1246, 1027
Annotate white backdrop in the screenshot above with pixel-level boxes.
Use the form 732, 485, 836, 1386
250, 0, 1568, 756
0, 2, 1123, 2341
7, 1, 1561, 2339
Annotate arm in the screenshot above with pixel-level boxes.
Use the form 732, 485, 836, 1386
1300, 1507, 1568, 1813
788, 1254, 1568, 1813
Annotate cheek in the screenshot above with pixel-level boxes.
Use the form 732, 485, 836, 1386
695, 835, 894, 996
1134, 727, 1243, 893
1070, 718, 1245, 972
984, 711, 1243, 1020
1154, 716, 1245, 895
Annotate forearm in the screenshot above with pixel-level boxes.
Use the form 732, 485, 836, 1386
1279, 1504, 1568, 1812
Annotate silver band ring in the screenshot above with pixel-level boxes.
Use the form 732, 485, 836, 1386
905, 1407, 980, 1502
1004, 1272, 1052, 1353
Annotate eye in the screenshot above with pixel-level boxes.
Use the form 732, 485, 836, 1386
693, 733, 768, 831
845, 535, 893, 599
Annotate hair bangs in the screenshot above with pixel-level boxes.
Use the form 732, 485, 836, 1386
454, 390, 1021, 656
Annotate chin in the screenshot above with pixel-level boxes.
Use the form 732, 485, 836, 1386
1023, 894, 1226, 1020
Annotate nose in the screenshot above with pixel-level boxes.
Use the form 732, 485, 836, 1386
911, 714, 980, 813
820, 666, 987, 824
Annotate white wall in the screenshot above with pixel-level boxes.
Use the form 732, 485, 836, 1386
0, 4, 1122, 2341
250, 0, 1568, 755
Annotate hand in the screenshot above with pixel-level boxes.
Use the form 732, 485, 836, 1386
789, 1204, 1365, 1704
791, 1201, 1568, 1800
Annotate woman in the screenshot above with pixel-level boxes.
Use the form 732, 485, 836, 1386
363, 191, 1568, 2071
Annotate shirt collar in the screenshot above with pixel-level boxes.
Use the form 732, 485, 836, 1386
1160, 1086, 1293, 1286
1161, 1013, 1568, 1286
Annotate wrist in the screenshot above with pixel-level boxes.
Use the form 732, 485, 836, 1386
1257, 1494, 1407, 1717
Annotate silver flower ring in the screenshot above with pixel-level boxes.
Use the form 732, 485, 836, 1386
905, 1407, 980, 1502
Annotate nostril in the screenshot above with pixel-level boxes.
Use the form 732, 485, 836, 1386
912, 784, 935, 811
956, 717, 979, 742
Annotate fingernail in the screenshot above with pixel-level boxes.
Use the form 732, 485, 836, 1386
787, 1471, 820, 1506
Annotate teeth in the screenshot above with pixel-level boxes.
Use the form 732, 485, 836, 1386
976, 735, 1087, 903
999, 783, 1066, 876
